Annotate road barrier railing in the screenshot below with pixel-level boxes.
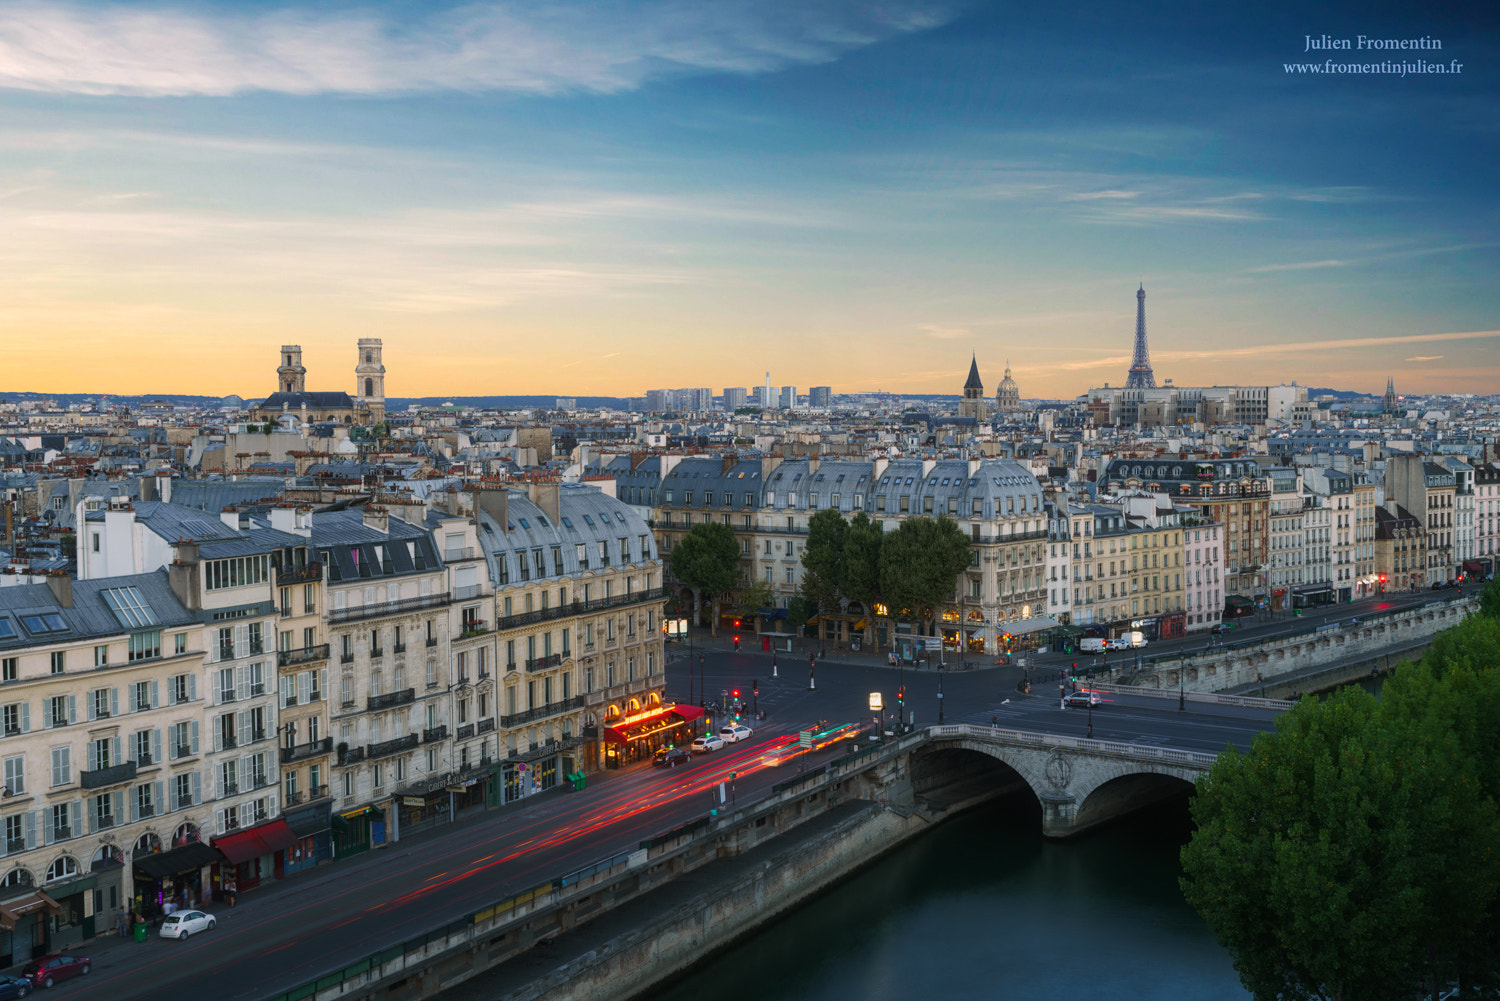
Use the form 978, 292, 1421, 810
928, 723, 1220, 768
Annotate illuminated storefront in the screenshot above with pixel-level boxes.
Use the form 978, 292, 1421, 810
601, 702, 707, 767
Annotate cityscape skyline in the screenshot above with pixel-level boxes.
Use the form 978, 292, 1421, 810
1, 1, 1495, 397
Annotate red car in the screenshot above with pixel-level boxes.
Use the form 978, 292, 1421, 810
21, 955, 90, 989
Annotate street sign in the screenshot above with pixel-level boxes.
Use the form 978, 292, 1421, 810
799, 730, 814, 749
868, 692, 883, 711
921, 637, 943, 651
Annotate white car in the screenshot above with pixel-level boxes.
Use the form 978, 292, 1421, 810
691, 734, 726, 752
718, 723, 753, 743
159, 910, 216, 940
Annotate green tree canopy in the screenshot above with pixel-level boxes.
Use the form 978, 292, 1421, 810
801, 509, 848, 641
668, 522, 741, 633
877, 516, 971, 625
841, 512, 883, 610
733, 579, 774, 624
1181, 613, 1500, 1000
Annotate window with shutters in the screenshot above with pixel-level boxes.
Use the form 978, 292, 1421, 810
3, 756, 23, 797
174, 773, 194, 810
1, 703, 26, 738
50, 747, 70, 787
92, 793, 116, 831
134, 783, 156, 819
45, 696, 71, 729
87, 738, 113, 772
49, 805, 73, 843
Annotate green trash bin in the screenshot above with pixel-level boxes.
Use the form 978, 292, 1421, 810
133, 921, 148, 943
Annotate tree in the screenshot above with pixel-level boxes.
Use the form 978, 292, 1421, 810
733, 579, 774, 632
842, 512, 884, 649
786, 595, 819, 637
1181, 646, 1500, 1001
667, 522, 740, 636
878, 516, 972, 645
1479, 576, 1500, 622
801, 509, 848, 650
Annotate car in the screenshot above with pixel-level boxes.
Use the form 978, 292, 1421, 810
1062, 690, 1104, 708
160, 909, 217, 940
20, 955, 89, 989
0, 974, 32, 998
719, 723, 752, 743
690, 734, 725, 752
760, 745, 798, 768
652, 746, 692, 767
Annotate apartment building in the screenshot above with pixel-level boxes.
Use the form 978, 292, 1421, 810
1375, 503, 1428, 592
1267, 468, 1305, 610
312, 509, 450, 853
1384, 456, 1457, 585
0, 574, 211, 960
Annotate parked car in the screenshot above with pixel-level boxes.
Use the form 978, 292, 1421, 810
160, 909, 217, 940
690, 734, 726, 753
20, 955, 89, 989
0, 974, 32, 998
652, 746, 692, 767
719, 723, 753, 743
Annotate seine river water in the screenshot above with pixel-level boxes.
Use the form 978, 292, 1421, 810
653, 791, 1248, 1001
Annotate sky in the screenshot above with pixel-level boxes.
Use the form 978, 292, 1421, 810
1, 0, 1497, 400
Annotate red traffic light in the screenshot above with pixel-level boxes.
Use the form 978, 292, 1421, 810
733, 635, 740, 644
732, 689, 741, 698
733, 618, 741, 628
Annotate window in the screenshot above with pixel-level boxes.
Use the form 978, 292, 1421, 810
44, 695, 73, 729
0, 658, 14, 683
174, 633, 187, 656
50, 746, 70, 787
1, 702, 26, 737
205, 555, 271, 591
50, 651, 65, 675
4, 756, 23, 796
128, 632, 161, 662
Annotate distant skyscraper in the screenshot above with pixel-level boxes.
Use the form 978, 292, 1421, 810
779, 386, 796, 409
554, 398, 577, 410
1125, 284, 1156, 390
645, 389, 671, 412
751, 385, 771, 408
809, 386, 832, 407
725, 387, 748, 410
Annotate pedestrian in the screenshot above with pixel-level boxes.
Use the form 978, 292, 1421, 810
227, 878, 237, 908
116, 909, 130, 938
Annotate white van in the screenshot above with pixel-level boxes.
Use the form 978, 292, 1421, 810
1114, 630, 1147, 649
1080, 637, 1107, 654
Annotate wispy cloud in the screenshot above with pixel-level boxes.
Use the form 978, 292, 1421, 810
918, 323, 972, 340
1244, 259, 1346, 273
1405, 355, 1444, 362
0, 1, 955, 97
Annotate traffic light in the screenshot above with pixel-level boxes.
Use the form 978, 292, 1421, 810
733, 618, 741, 629
896, 685, 905, 705
732, 689, 740, 699
752, 680, 759, 695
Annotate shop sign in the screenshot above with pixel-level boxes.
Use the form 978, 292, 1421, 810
402, 797, 425, 807
444, 785, 466, 794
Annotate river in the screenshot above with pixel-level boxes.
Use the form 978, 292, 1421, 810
653, 790, 1248, 1001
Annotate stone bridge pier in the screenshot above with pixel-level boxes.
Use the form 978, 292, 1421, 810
914, 726, 1214, 838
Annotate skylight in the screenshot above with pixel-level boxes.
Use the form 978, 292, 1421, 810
20, 613, 67, 634
103, 587, 160, 629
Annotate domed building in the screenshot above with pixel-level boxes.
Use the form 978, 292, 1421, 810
996, 361, 1020, 414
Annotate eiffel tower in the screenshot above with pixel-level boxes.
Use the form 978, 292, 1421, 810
1125, 283, 1155, 389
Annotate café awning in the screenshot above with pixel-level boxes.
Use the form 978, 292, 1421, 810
213, 819, 298, 864
132, 841, 224, 881
0, 890, 61, 930
603, 703, 702, 744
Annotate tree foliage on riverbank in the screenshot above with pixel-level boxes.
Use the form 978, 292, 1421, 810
1181, 585, 1500, 1000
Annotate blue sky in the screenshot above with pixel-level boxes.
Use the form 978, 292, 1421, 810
0, 0, 1495, 398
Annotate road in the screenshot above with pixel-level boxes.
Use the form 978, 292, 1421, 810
53, 640, 1289, 1001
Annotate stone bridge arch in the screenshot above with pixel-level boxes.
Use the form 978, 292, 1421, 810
917, 734, 1207, 838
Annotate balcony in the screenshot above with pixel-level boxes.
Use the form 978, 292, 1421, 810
81, 761, 138, 790
500, 695, 583, 729
477, 718, 495, 734
493, 587, 668, 634
6, 838, 25, 854
458, 621, 488, 640
422, 725, 449, 744
338, 744, 366, 765
444, 547, 480, 562
277, 561, 324, 586
340, 653, 355, 665
426, 637, 438, 648
454, 584, 483, 600
284, 784, 331, 807
525, 653, 563, 673
280, 737, 333, 764
456, 723, 475, 741
392, 643, 406, 655
329, 591, 451, 626
368, 734, 419, 759
368, 688, 416, 712
370, 647, 384, 660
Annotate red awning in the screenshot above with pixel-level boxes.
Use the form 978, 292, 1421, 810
217, 819, 298, 863
1464, 561, 1484, 573
602, 703, 700, 744
213, 828, 269, 865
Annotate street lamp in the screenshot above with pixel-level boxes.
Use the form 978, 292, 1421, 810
1087, 697, 1094, 739
937, 668, 945, 724
808, 652, 816, 691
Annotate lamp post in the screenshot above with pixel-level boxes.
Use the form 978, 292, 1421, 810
937, 667, 945, 724
808, 652, 816, 691
687, 626, 694, 706
771, 648, 778, 679
1087, 697, 1094, 739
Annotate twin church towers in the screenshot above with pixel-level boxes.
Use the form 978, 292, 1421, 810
257, 339, 386, 425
